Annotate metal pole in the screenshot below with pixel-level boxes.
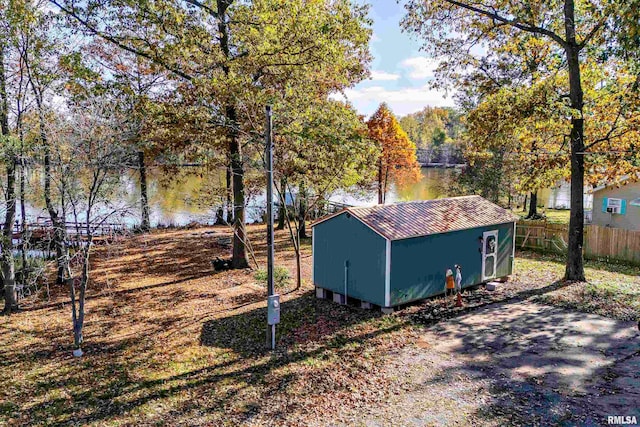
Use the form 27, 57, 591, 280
344, 260, 348, 305
265, 105, 275, 349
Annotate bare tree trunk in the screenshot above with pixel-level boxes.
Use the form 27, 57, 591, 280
276, 177, 286, 230
68, 276, 78, 345
294, 244, 301, 290
227, 106, 249, 269
216, 161, 228, 225
527, 191, 538, 218
138, 151, 150, 231
74, 244, 90, 349
17, 70, 27, 291
217, 0, 248, 269
564, 0, 586, 281
2, 163, 18, 313
276, 203, 285, 230
225, 161, 233, 224
29, 76, 67, 284
383, 168, 390, 204
0, 44, 17, 313
18, 112, 27, 283
70, 206, 94, 354
297, 183, 307, 239
377, 159, 383, 204
19, 159, 26, 282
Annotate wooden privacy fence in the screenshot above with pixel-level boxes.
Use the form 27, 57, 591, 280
516, 220, 640, 265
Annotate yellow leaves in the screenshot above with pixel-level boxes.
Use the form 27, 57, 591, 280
463, 54, 640, 190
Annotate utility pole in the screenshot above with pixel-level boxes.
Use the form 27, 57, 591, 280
265, 105, 279, 350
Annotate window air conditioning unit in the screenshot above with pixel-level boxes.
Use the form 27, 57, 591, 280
607, 198, 622, 214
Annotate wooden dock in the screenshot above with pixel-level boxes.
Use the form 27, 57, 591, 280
2, 217, 130, 245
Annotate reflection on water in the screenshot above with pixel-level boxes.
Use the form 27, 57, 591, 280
17, 167, 259, 227
126, 168, 224, 226
17, 167, 454, 226
15, 166, 572, 228
388, 168, 450, 203
329, 168, 452, 206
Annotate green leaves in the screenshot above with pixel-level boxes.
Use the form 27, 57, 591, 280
274, 98, 375, 196
403, 0, 640, 195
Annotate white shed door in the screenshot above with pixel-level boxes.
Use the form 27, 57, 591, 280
482, 230, 498, 282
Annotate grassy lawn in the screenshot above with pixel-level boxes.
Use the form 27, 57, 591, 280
523, 252, 640, 321
510, 208, 571, 223
0, 227, 637, 425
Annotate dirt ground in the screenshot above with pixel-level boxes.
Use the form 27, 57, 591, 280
1, 225, 639, 426
350, 301, 640, 426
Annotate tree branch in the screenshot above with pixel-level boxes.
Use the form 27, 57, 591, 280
444, 0, 567, 47
184, 0, 219, 19
578, 18, 606, 50
48, 0, 194, 82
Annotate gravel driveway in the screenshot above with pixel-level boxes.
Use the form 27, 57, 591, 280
348, 301, 640, 426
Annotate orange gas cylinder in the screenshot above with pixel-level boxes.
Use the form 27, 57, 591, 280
446, 275, 455, 289
456, 292, 463, 307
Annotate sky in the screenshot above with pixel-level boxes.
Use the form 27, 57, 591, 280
331, 1, 455, 118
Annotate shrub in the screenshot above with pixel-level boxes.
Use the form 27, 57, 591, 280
254, 266, 291, 289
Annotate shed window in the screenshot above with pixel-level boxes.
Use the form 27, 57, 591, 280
485, 235, 496, 254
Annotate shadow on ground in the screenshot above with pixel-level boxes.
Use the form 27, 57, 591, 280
14, 292, 403, 425
200, 290, 384, 355
393, 300, 640, 426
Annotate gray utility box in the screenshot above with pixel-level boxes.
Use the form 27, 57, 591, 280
267, 294, 280, 325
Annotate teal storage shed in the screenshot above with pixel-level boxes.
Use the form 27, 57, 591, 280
312, 195, 518, 309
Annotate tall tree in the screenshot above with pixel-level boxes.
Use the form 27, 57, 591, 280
367, 103, 421, 204
79, 42, 170, 232
463, 66, 569, 215
50, 0, 371, 269
274, 99, 376, 289
13, 0, 70, 284
399, 106, 463, 165
48, 96, 132, 355
403, 0, 639, 281
0, 24, 18, 313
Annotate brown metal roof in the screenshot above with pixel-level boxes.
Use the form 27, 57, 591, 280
313, 195, 517, 241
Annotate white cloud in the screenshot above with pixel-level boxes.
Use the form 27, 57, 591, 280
331, 84, 454, 117
400, 57, 441, 80
369, 70, 401, 81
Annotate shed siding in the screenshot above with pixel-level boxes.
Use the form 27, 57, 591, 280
313, 213, 387, 306
389, 222, 514, 306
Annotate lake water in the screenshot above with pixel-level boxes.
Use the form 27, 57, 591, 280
130, 167, 453, 225
15, 167, 571, 227
329, 167, 451, 206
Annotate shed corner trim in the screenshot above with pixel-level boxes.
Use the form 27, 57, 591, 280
385, 239, 391, 307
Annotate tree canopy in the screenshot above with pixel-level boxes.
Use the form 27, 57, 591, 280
367, 103, 421, 204
403, 0, 640, 280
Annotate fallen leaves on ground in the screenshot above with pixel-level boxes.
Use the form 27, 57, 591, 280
1, 229, 637, 426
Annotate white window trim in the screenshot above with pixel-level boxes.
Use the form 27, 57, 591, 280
385, 239, 391, 307
607, 198, 622, 208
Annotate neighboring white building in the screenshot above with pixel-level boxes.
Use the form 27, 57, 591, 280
539, 180, 593, 213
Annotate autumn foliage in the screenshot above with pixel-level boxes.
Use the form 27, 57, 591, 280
367, 103, 421, 204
